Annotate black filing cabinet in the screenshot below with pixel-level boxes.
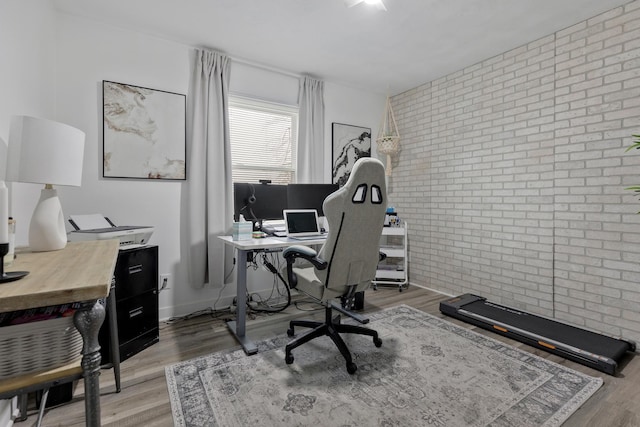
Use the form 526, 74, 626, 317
99, 245, 159, 364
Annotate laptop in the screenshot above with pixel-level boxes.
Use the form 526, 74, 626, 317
283, 209, 327, 240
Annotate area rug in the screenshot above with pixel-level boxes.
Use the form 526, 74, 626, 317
165, 305, 602, 427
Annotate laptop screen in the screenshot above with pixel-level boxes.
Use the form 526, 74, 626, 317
283, 209, 321, 237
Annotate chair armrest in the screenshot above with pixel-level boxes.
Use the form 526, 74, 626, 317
282, 245, 327, 289
282, 245, 328, 270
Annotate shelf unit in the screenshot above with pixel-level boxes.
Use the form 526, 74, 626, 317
373, 222, 408, 291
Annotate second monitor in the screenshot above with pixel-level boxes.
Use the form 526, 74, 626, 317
233, 182, 288, 223
286, 183, 339, 216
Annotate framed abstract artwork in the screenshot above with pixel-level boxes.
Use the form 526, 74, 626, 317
331, 122, 371, 186
103, 80, 186, 180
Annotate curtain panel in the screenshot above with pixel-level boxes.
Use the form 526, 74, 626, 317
297, 76, 325, 183
186, 48, 234, 287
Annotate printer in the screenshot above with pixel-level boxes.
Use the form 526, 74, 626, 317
67, 214, 154, 249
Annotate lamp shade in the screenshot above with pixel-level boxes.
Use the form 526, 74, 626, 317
6, 116, 85, 186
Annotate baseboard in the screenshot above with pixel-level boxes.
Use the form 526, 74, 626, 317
160, 281, 450, 321
406, 281, 454, 297
159, 286, 293, 322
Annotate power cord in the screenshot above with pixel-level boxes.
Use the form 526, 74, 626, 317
161, 306, 231, 329
163, 258, 239, 327
245, 252, 292, 313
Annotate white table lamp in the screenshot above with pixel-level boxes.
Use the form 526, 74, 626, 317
6, 116, 85, 252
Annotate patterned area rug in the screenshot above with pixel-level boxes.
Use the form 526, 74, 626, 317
165, 305, 602, 426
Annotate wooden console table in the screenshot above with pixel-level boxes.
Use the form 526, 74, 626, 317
0, 239, 119, 427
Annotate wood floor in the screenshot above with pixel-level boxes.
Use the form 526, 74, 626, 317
14, 285, 639, 427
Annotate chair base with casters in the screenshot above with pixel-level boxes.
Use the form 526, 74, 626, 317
285, 300, 382, 374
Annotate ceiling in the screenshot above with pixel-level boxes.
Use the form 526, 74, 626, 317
53, 0, 631, 95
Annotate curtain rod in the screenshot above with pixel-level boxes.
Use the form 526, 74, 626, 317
230, 55, 301, 79
197, 47, 319, 81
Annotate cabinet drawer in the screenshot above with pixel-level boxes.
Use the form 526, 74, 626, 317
114, 246, 158, 299
116, 290, 159, 345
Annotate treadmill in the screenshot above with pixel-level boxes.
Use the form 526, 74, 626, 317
440, 294, 636, 375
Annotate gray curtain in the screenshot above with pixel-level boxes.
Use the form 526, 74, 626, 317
186, 48, 233, 287
296, 76, 325, 183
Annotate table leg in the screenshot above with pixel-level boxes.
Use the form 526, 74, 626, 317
74, 300, 105, 427
226, 249, 258, 355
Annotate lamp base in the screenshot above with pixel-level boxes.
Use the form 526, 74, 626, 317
1, 271, 29, 283
29, 187, 68, 252
0, 243, 28, 283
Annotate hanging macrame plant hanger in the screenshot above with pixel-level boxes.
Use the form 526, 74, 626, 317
376, 96, 400, 176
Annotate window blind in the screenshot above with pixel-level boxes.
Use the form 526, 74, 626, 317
229, 96, 298, 184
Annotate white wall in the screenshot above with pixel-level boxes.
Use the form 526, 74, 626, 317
52, 13, 385, 319
0, 0, 58, 246
0, 1, 55, 134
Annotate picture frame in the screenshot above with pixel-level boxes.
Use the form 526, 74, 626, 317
103, 80, 186, 180
331, 122, 371, 186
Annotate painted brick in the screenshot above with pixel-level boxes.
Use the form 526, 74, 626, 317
389, 1, 640, 344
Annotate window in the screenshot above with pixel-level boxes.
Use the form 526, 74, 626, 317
229, 96, 298, 184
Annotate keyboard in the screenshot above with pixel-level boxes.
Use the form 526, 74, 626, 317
290, 234, 328, 241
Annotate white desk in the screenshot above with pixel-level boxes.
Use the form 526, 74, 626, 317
218, 235, 326, 354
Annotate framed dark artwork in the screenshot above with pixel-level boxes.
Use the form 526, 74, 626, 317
331, 123, 371, 186
103, 80, 186, 180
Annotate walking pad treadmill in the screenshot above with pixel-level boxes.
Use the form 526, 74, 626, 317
440, 294, 636, 375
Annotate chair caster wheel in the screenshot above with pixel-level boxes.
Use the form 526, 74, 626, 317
374, 337, 382, 347
287, 328, 294, 337
346, 362, 357, 375
285, 354, 294, 365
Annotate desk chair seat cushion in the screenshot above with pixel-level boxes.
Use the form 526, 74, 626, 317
288, 263, 341, 300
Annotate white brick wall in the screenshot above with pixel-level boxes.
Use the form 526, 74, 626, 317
391, 1, 640, 343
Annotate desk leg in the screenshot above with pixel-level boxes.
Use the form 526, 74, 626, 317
74, 300, 105, 427
226, 249, 258, 355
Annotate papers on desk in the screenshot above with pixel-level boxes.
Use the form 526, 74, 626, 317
69, 214, 113, 230
289, 234, 328, 241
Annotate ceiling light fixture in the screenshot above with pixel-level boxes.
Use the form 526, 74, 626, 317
345, 0, 387, 11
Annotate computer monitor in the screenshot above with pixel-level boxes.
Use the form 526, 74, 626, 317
233, 182, 288, 224
286, 183, 339, 216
